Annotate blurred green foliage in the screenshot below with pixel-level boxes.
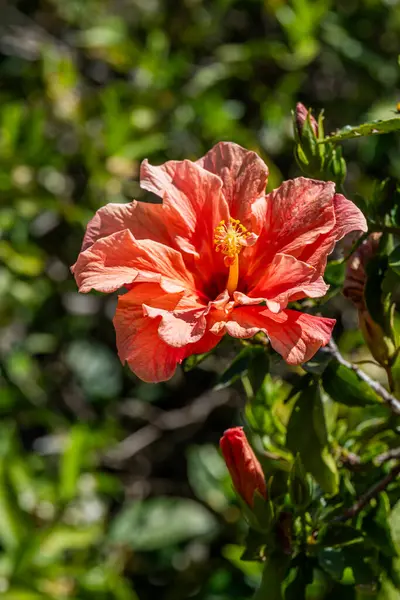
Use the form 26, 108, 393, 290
1, 0, 400, 599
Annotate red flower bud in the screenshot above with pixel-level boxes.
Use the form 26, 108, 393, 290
295, 102, 319, 137
220, 427, 267, 507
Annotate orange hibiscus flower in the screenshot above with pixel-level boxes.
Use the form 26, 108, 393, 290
72, 143, 367, 382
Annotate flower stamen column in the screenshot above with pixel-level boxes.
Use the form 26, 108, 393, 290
214, 217, 256, 294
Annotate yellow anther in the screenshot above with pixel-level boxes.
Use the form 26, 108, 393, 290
214, 216, 252, 259
214, 217, 253, 294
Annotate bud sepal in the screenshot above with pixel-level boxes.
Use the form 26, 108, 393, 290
293, 102, 348, 185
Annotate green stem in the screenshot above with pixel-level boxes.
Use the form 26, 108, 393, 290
385, 365, 395, 393
253, 554, 290, 600
242, 374, 254, 399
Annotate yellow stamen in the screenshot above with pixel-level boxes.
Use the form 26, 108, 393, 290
214, 217, 252, 294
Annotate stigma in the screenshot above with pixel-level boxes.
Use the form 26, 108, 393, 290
214, 217, 256, 294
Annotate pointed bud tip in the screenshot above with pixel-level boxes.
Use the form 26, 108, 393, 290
295, 102, 319, 137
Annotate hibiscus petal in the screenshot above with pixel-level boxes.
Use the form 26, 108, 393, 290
244, 178, 336, 281
115, 304, 186, 383
287, 277, 330, 303
295, 234, 336, 276
296, 193, 368, 272
114, 285, 220, 382
72, 229, 195, 294
140, 158, 231, 290
250, 195, 268, 236
247, 253, 329, 310
264, 178, 336, 255
143, 304, 207, 347
80, 201, 172, 253
225, 306, 335, 364
332, 193, 367, 240
267, 310, 336, 364
223, 307, 286, 338
196, 142, 268, 227
140, 158, 228, 249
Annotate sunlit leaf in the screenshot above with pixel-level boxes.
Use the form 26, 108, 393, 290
59, 425, 89, 503
323, 118, 400, 143
37, 524, 103, 564
0, 457, 28, 549
322, 360, 381, 407
286, 383, 339, 494
216, 345, 267, 390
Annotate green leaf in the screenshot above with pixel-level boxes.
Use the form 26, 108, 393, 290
363, 516, 398, 558
0, 590, 51, 600
350, 558, 376, 587
378, 578, 400, 600
108, 497, 218, 550
322, 118, 400, 143
317, 524, 364, 548
186, 444, 228, 512
215, 345, 267, 390
325, 261, 345, 287
240, 529, 267, 562
37, 524, 103, 565
120, 134, 167, 160
222, 543, 263, 576
302, 351, 332, 376
322, 360, 381, 407
235, 493, 273, 534
365, 255, 392, 335
372, 179, 400, 228
318, 546, 375, 585
388, 245, 400, 277
246, 373, 288, 437
66, 340, 122, 400
286, 383, 339, 494
378, 554, 400, 590
59, 424, 88, 503
248, 351, 270, 394
288, 454, 312, 510
252, 491, 275, 532
0, 457, 27, 549
363, 494, 399, 558
327, 145, 347, 185
318, 547, 347, 580
389, 500, 400, 554
284, 560, 313, 600
183, 349, 214, 371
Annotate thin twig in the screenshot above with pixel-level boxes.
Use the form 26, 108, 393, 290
370, 225, 400, 236
104, 389, 233, 463
337, 447, 363, 470
334, 462, 400, 522
374, 447, 400, 465
336, 446, 400, 469
324, 339, 400, 415
352, 360, 381, 368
